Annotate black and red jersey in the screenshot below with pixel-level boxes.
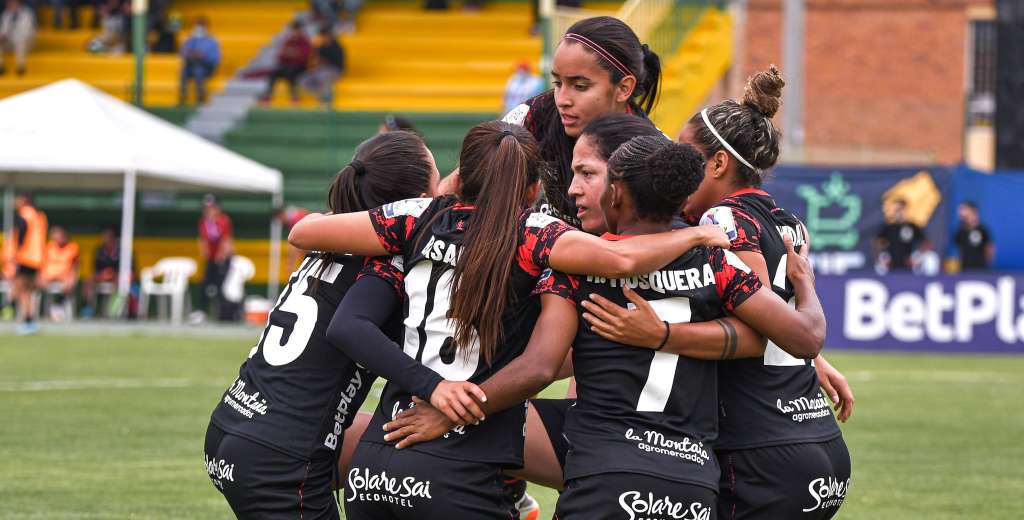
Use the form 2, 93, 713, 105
209, 253, 404, 461
562, 234, 762, 491
359, 196, 574, 467
700, 189, 842, 450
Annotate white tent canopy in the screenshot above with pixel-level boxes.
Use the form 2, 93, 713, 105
0, 79, 285, 300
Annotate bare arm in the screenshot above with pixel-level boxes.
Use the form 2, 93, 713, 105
581, 286, 767, 360
548, 225, 729, 279
382, 294, 577, 448
287, 212, 389, 256
730, 236, 825, 358
475, 294, 577, 415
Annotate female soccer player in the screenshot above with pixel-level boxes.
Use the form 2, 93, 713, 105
501, 16, 662, 227
287, 121, 729, 519
586, 67, 853, 519
203, 131, 440, 519
381, 135, 826, 518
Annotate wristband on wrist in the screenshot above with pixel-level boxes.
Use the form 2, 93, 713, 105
655, 320, 670, 350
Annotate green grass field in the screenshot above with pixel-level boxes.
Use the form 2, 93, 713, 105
1, 333, 1022, 519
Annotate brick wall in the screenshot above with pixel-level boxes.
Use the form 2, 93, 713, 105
740, 0, 994, 165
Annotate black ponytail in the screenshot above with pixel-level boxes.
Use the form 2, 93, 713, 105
637, 44, 662, 115
313, 131, 434, 287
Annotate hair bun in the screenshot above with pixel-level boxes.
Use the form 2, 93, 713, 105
645, 142, 704, 204
742, 64, 785, 119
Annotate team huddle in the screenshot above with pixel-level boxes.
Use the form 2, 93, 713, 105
204, 16, 854, 520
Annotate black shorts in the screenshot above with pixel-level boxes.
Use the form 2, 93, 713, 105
555, 472, 716, 520
15, 264, 37, 278
717, 436, 851, 520
343, 441, 518, 520
204, 422, 339, 520
531, 398, 573, 470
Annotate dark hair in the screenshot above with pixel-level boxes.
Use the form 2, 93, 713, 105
563, 16, 662, 115
314, 131, 433, 278
608, 136, 705, 222
688, 65, 784, 188
580, 113, 663, 161
961, 200, 978, 211
529, 18, 663, 225
448, 121, 543, 365
290, 20, 303, 30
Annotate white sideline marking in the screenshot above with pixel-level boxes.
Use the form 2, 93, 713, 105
0, 378, 222, 392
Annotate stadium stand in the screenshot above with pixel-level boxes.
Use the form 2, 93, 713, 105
0, 0, 303, 105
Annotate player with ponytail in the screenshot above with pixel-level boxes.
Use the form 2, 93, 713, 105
288, 120, 728, 518
500, 16, 663, 227
585, 67, 853, 519
204, 131, 439, 520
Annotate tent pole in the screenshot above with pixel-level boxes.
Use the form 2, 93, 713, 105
268, 191, 283, 301
118, 170, 137, 296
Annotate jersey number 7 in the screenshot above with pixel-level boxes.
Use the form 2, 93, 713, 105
633, 297, 692, 413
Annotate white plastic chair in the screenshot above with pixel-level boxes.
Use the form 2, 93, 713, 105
140, 257, 197, 325
221, 255, 256, 306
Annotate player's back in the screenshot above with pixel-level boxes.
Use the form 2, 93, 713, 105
361, 197, 573, 467
703, 190, 841, 450
210, 252, 395, 461
564, 236, 758, 491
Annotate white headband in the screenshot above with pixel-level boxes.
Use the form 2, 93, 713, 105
700, 108, 757, 172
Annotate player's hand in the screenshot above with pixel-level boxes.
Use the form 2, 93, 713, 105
383, 398, 456, 449
581, 285, 664, 349
816, 357, 854, 422
785, 227, 815, 286
429, 380, 487, 426
695, 224, 731, 249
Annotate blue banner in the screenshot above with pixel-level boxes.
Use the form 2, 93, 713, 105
949, 166, 1024, 270
764, 166, 955, 274
820, 273, 1024, 353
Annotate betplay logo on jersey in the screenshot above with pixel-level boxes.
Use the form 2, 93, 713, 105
699, 206, 738, 242
802, 476, 850, 513
617, 491, 711, 520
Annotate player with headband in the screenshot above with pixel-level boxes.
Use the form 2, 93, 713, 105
583, 66, 853, 519
499, 16, 663, 228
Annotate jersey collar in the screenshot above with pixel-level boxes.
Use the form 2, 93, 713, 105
724, 187, 770, 199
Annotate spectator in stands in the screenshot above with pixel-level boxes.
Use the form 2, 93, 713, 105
178, 17, 221, 106
51, 0, 101, 30
38, 226, 79, 322
874, 198, 926, 273
953, 201, 994, 271
274, 206, 310, 269
192, 194, 233, 324
259, 21, 312, 105
0, 0, 34, 76
300, 27, 345, 106
11, 193, 47, 335
81, 225, 126, 318
377, 114, 419, 135
87, 0, 128, 53
502, 61, 542, 114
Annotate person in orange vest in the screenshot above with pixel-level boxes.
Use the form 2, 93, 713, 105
38, 226, 79, 322
12, 193, 47, 335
